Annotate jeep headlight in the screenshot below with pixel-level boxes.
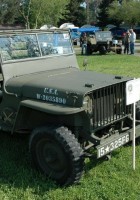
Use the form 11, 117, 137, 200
83, 95, 93, 114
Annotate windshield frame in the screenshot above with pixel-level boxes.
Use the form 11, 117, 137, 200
0, 29, 74, 63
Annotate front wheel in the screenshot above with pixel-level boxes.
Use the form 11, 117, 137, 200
29, 126, 84, 186
116, 48, 122, 54
99, 46, 107, 55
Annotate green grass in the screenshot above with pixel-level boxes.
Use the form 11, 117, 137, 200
136, 39, 140, 43
1, 54, 140, 200
77, 53, 140, 78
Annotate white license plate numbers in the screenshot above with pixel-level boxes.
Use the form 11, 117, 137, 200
97, 133, 130, 158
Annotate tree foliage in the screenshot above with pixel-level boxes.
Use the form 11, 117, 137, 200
88, 0, 102, 25
19, 0, 70, 29
0, 0, 105, 29
108, 0, 140, 27
97, 0, 116, 27
58, 0, 86, 27
0, 0, 20, 24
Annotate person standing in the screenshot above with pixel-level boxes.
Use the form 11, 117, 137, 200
80, 32, 88, 55
129, 29, 136, 54
123, 30, 130, 54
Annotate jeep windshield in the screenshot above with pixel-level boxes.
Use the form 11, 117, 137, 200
0, 30, 73, 63
95, 31, 112, 41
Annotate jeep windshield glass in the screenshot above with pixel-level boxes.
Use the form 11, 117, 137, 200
95, 31, 112, 41
0, 32, 73, 62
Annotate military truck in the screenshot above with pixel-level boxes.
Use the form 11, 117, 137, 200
87, 31, 122, 55
0, 29, 140, 186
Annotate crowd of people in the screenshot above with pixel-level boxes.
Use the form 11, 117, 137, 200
123, 29, 136, 55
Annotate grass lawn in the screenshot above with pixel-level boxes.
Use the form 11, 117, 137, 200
136, 39, 140, 43
77, 53, 140, 78
1, 53, 140, 200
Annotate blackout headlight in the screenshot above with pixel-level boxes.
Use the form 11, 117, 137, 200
83, 95, 93, 114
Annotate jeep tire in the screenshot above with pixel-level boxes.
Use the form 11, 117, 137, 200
99, 46, 106, 55
116, 48, 122, 54
29, 126, 84, 186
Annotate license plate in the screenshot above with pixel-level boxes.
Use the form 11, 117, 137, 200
97, 133, 130, 158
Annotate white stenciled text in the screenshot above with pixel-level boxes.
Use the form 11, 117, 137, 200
44, 88, 58, 95
36, 93, 66, 104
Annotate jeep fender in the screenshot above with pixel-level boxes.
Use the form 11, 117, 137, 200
20, 100, 84, 115
12, 100, 84, 133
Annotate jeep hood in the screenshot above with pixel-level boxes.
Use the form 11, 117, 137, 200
5, 68, 131, 107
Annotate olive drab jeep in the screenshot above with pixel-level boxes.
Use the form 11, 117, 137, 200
0, 29, 140, 186
87, 31, 122, 55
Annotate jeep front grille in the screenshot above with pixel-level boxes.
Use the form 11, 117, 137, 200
93, 82, 131, 129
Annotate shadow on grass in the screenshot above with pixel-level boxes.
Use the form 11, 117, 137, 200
84, 149, 120, 175
0, 131, 116, 192
84, 138, 140, 176
0, 131, 135, 192
0, 132, 58, 194
76, 53, 112, 57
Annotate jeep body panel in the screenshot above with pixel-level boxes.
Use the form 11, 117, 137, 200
2, 54, 79, 83
5, 70, 132, 134
20, 99, 84, 115
5, 70, 131, 108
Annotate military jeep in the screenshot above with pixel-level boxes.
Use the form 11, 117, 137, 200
87, 31, 122, 55
0, 29, 140, 186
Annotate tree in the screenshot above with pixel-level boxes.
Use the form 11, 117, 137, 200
97, 0, 120, 27
88, 0, 102, 25
0, 0, 20, 24
108, 0, 140, 27
58, 0, 87, 27
19, 0, 70, 29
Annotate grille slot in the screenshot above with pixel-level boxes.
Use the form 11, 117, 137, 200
93, 82, 130, 129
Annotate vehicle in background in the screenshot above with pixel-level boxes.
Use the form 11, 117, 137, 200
59, 23, 80, 45
134, 27, 140, 39
79, 26, 100, 34
106, 24, 116, 29
79, 26, 101, 47
70, 26, 101, 46
40, 24, 57, 30
109, 27, 127, 40
70, 27, 80, 45
87, 31, 122, 55
59, 23, 79, 29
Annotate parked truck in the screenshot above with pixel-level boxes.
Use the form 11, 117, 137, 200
0, 29, 139, 186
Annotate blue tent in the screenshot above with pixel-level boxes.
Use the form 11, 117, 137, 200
78, 27, 100, 33
70, 26, 101, 44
